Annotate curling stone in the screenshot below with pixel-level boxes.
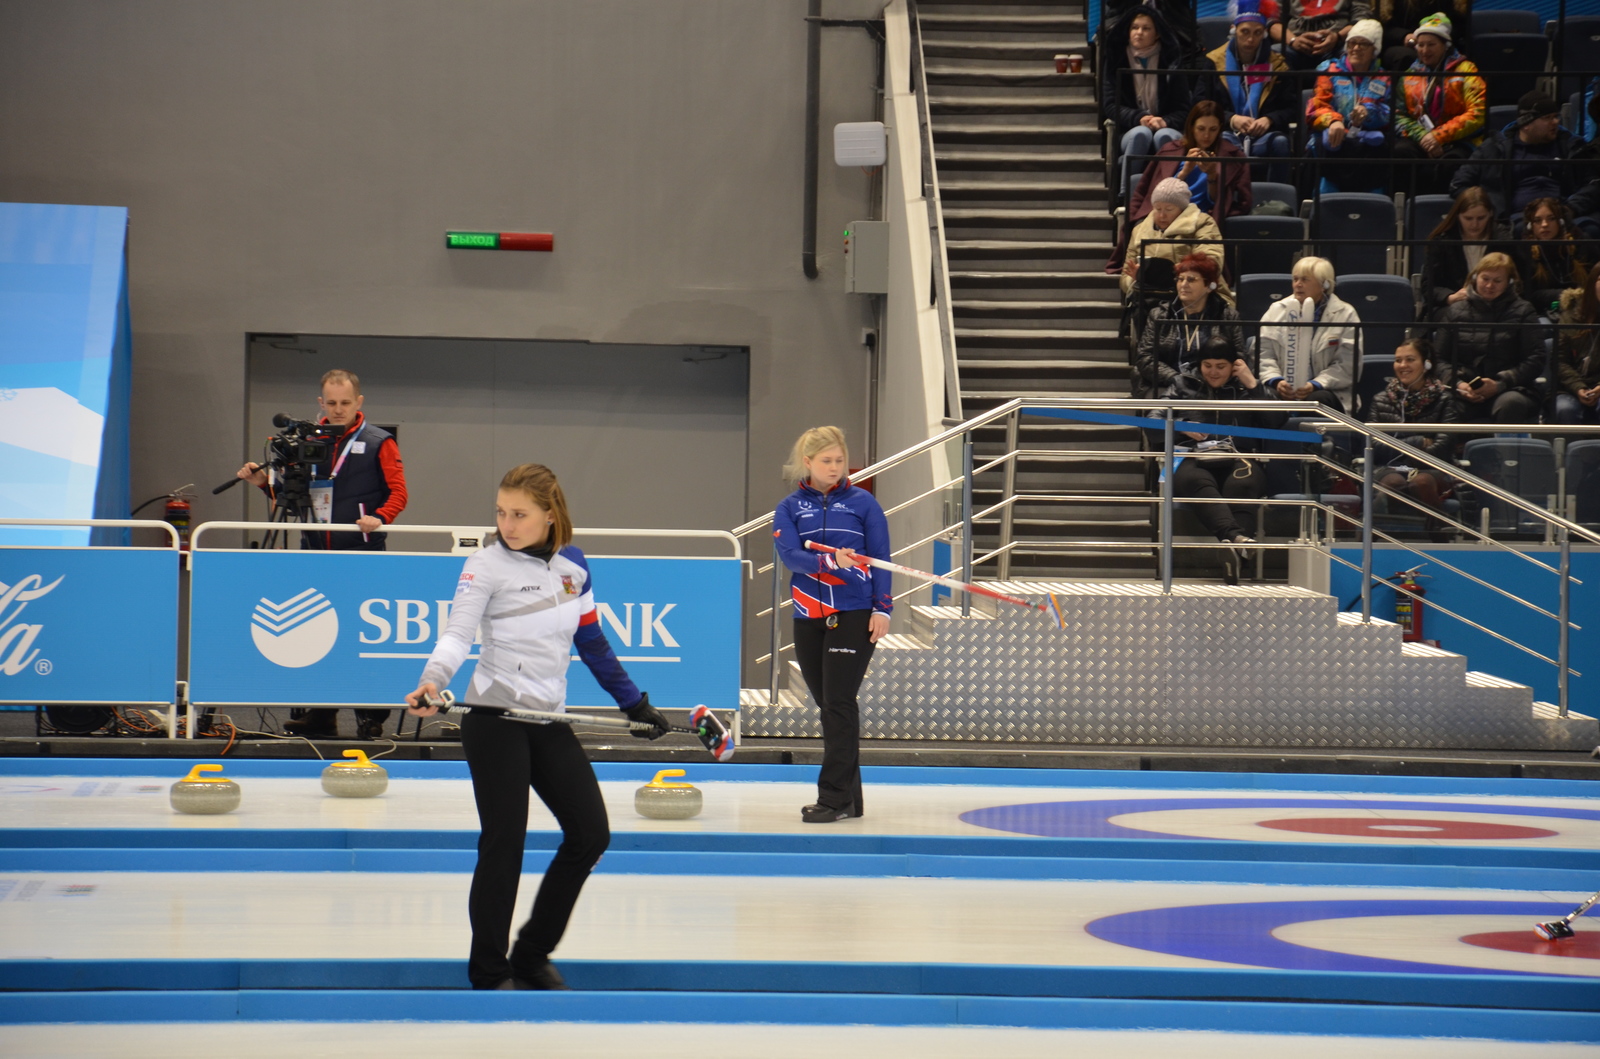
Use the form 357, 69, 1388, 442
634, 769, 702, 820
169, 763, 241, 815
321, 748, 389, 798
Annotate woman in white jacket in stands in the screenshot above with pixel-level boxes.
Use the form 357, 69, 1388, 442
1256, 256, 1361, 414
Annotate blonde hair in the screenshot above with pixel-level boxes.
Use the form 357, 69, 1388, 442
1292, 256, 1337, 293
497, 463, 574, 551
783, 425, 848, 483
320, 369, 361, 395
1472, 251, 1522, 293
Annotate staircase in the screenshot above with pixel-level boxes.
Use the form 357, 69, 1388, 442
742, 583, 1599, 751
920, 0, 1154, 578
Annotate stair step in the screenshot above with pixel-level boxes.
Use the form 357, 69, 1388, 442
954, 298, 1120, 316
946, 239, 1108, 259
922, 40, 1085, 61
957, 326, 1120, 345
926, 64, 1095, 88
920, 12, 1087, 31
929, 92, 1098, 114
940, 179, 1105, 201
959, 358, 1127, 372
936, 148, 1101, 171
950, 269, 1119, 289
942, 208, 1110, 229
933, 122, 1101, 145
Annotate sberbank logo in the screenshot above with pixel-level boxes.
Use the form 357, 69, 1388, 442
251, 588, 339, 668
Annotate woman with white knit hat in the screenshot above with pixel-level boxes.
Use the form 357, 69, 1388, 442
1306, 18, 1393, 194
1121, 177, 1232, 303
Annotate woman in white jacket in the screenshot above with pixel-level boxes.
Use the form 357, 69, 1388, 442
1256, 256, 1361, 414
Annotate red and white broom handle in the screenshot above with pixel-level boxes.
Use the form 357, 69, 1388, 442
805, 540, 1047, 613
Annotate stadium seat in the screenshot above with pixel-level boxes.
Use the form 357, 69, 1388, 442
1475, 10, 1541, 36
1224, 215, 1303, 278
1463, 437, 1558, 534
1314, 193, 1394, 277
1198, 16, 1232, 52
1567, 438, 1600, 526
1357, 353, 1395, 417
1338, 274, 1416, 363
1488, 103, 1519, 133
1473, 34, 1550, 107
1406, 194, 1453, 243
1252, 181, 1298, 213
1552, 17, 1600, 99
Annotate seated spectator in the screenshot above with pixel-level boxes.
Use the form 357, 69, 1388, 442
1269, 0, 1371, 71
1450, 93, 1594, 224
1121, 178, 1232, 300
1134, 253, 1244, 396
1392, 15, 1486, 197
1099, 0, 1206, 70
1554, 262, 1600, 426
1376, 0, 1472, 72
1434, 252, 1544, 425
1197, 2, 1293, 184
1108, 101, 1250, 273
1103, 5, 1192, 200
1510, 198, 1593, 315
1307, 20, 1392, 194
1366, 337, 1462, 514
1257, 256, 1360, 414
1420, 186, 1513, 321
1164, 336, 1283, 549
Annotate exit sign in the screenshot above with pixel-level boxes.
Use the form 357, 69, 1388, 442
445, 231, 554, 251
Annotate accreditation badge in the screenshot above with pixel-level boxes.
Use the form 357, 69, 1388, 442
309, 480, 334, 524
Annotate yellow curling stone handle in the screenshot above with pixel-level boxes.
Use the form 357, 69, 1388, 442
645, 769, 694, 788
332, 749, 377, 768
180, 764, 231, 783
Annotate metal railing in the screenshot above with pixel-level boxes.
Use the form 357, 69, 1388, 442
735, 397, 1600, 716
907, 0, 962, 421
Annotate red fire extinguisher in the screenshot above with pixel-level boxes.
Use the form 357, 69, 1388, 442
164, 488, 194, 551
1390, 565, 1432, 644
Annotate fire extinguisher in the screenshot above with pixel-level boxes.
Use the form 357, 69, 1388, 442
1389, 564, 1432, 643
131, 483, 196, 550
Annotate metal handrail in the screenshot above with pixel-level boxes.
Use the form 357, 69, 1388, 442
190, 522, 742, 559
0, 517, 182, 549
907, 0, 961, 422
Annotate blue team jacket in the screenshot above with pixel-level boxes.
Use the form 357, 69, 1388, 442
773, 478, 892, 618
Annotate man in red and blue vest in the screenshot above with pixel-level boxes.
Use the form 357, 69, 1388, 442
237, 368, 408, 738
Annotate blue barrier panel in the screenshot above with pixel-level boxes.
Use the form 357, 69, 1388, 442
188, 551, 740, 712
0, 547, 178, 704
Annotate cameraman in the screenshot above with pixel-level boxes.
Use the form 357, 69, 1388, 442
237, 368, 408, 739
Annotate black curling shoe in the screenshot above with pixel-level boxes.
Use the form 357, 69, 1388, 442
496, 962, 570, 990
801, 803, 857, 824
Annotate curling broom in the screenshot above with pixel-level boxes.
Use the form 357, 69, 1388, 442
1534, 889, 1600, 941
803, 540, 1066, 625
422, 690, 735, 762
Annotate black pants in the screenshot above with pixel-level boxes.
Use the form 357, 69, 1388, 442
1173, 457, 1264, 540
1391, 137, 1473, 198
792, 609, 877, 814
1458, 389, 1541, 425
460, 711, 610, 988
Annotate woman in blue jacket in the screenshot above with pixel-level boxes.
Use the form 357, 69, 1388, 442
773, 426, 891, 823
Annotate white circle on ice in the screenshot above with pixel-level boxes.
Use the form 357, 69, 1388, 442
1273, 914, 1600, 977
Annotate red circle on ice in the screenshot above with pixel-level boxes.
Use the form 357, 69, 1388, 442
1461, 930, 1600, 959
1254, 817, 1559, 841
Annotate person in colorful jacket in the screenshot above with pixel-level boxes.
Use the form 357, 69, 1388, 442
772, 426, 891, 824
1391, 13, 1486, 196
1306, 19, 1392, 193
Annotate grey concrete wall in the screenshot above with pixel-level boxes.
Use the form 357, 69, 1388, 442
0, 0, 885, 530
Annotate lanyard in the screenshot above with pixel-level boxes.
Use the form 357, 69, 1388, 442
327, 421, 363, 480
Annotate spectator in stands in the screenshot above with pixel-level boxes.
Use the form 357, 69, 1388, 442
1434, 252, 1544, 425
1100, 0, 1206, 71
1554, 262, 1600, 426
1420, 187, 1513, 321
1108, 101, 1250, 274
1121, 178, 1231, 300
1257, 256, 1360, 414
1510, 198, 1592, 315
1197, 1, 1293, 184
1165, 336, 1282, 549
1376, 0, 1472, 73
1392, 14, 1486, 197
1103, 5, 1193, 201
1269, 0, 1371, 71
1135, 253, 1244, 396
1307, 19, 1392, 194
1366, 337, 1462, 514
1450, 93, 1594, 225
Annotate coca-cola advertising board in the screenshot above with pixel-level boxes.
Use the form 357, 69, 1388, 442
0, 548, 180, 704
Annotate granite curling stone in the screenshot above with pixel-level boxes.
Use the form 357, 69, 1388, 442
321, 748, 389, 798
634, 769, 702, 820
169, 763, 241, 815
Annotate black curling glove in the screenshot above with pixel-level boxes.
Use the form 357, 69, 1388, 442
623, 693, 670, 740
